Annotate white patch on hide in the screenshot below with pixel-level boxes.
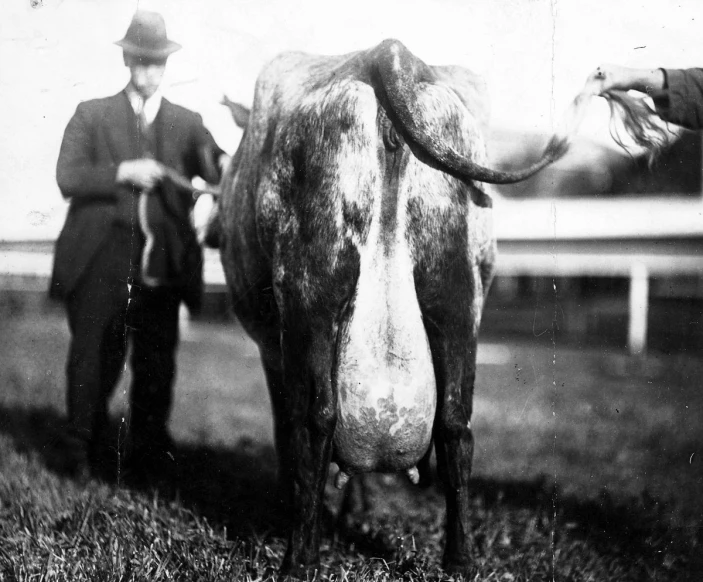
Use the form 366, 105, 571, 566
334, 142, 436, 473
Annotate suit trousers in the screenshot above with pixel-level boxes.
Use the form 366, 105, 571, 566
65, 226, 181, 447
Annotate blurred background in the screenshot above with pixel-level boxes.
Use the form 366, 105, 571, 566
1, 0, 702, 232
3, 0, 702, 353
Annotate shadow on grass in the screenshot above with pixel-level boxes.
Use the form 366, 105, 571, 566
0, 405, 281, 539
468, 475, 697, 561
1, 404, 699, 576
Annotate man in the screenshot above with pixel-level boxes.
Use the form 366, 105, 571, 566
586, 64, 703, 130
51, 10, 227, 480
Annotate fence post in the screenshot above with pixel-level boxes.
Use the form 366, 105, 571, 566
628, 262, 649, 355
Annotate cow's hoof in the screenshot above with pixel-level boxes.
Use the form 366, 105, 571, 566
443, 556, 475, 579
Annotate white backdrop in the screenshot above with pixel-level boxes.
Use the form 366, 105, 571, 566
2, 0, 702, 239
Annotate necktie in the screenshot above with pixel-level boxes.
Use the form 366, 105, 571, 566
136, 98, 154, 159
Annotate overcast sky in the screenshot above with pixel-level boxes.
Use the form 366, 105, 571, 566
2, 0, 702, 239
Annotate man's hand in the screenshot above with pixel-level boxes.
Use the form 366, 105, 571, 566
584, 64, 665, 96
116, 159, 166, 192
218, 153, 231, 174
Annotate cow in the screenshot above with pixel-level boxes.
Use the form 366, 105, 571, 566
217, 39, 567, 578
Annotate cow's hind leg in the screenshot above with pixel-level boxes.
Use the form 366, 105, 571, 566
258, 334, 295, 511
279, 326, 337, 578
425, 265, 484, 575
431, 332, 478, 574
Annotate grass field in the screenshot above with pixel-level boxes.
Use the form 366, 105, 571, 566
1, 293, 702, 581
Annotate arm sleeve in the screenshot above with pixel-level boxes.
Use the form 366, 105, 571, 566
650, 68, 703, 130
190, 113, 227, 184
56, 104, 120, 199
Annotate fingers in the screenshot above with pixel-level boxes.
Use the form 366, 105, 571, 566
584, 64, 612, 95
142, 161, 165, 190
138, 160, 165, 189
218, 153, 231, 173
117, 159, 165, 190
585, 64, 643, 95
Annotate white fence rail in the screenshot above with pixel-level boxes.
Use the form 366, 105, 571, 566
3, 198, 703, 354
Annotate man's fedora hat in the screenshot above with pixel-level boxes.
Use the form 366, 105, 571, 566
115, 10, 181, 60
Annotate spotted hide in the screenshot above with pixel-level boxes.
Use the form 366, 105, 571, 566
218, 39, 566, 578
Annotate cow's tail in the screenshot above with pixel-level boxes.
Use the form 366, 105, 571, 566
371, 39, 569, 185
540, 82, 675, 167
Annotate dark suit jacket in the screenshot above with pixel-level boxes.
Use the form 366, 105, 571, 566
51, 90, 223, 303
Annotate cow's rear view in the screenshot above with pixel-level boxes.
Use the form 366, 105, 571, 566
218, 39, 566, 578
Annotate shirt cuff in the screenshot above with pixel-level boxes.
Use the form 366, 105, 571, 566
650, 68, 681, 119
648, 68, 703, 129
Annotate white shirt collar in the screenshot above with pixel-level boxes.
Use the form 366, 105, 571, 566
125, 84, 163, 126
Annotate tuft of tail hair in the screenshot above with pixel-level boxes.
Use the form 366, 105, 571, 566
602, 90, 676, 166
554, 88, 677, 168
